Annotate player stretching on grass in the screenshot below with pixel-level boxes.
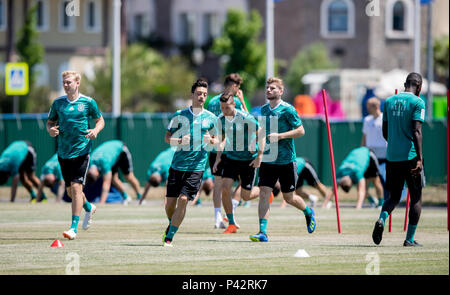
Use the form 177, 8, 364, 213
372, 72, 426, 247
207, 73, 248, 229
36, 153, 65, 202
0, 140, 41, 203
162, 79, 219, 247
87, 140, 142, 205
47, 70, 104, 240
213, 89, 264, 234
250, 77, 316, 242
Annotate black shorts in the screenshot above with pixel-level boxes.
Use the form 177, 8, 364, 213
166, 168, 203, 200
208, 152, 225, 177
58, 153, 90, 187
258, 162, 298, 193
111, 145, 133, 175
222, 157, 257, 191
19, 143, 37, 174
296, 160, 320, 189
364, 150, 381, 179
386, 157, 425, 193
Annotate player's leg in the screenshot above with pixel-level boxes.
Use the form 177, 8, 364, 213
124, 172, 142, 200
249, 163, 277, 242
372, 161, 405, 245
403, 158, 424, 247
222, 177, 237, 233
164, 170, 203, 246
19, 173, 37, 202
281, 162, 316, 233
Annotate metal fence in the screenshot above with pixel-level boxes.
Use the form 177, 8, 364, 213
0, 113, 447, 185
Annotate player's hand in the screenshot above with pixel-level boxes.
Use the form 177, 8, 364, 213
49, 126, 59, 137
181, 134, 191, 145
249, 155, 262, 168
236, 89, 244, 102
203, 131, 213, 145
212, 159, 221, 173
411, 159, 423, 176
85, 129, 98, 139
267, 133, 280, 143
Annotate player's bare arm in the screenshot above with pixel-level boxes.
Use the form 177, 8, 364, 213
411, 120, 423, 175
86, 116, 105, 139
46, 120, 59, 137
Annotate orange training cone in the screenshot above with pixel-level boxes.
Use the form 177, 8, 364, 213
51, 240, 64, 247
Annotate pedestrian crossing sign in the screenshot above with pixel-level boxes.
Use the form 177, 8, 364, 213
5, 63, 29, 95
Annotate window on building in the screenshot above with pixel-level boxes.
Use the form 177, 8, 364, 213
386, 0, 413, 39
202, 13, 219, 45
134, 14, 144, 39
392, 1, 405, 31
321, 0, 355, 38
0, 0, 6, 31
85, 0, 101, 32
59, 0, 76, 32
34, 63, 49, 87
328, 1, 348, 32
34, 0, 49, 32
179, 12, 196, 45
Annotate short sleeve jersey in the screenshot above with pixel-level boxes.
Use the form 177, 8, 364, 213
0, 141, 29, 175
362, 113, 387, 159
207, 94, 245, 117
90, 140, 124, 175
147, 147, 176, 181
48, 94, 102, 159
218, 110, 259, 161
383, 92, 426, 161
260, 101, 303, 165
207, 93, 245, 153
295, 157, 306, 175
40, 154, 62, 181
336, 147, 370, 184
167, 107, 218, 172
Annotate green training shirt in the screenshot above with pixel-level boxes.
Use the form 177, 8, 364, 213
218, 109, 259, 161
147, 147, 176, 181
383, 92, 426, 162
48, 94, 102, 159
336, 147, 370, 184
0, 141, 29, 175
167, 107, 218, 172
295, 157, 306, 175
40, 154, 62, 181
90, 140, 124, 175
260, 100, 303, 165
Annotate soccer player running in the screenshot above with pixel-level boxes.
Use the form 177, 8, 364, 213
207, 73, 248, 229
47, 70, 104, 240
0, 140, 42, 203
162, 79, 219, 247
87, 140, 142, 205
372, 73, 426, 247
250, 77, 316, 242
36, 153, 65, 202
213, 89, 264, 234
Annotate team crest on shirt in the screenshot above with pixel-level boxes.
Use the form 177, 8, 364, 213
78, 104, 85, 112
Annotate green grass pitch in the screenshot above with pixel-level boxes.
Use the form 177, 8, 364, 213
0, 194, 448, 275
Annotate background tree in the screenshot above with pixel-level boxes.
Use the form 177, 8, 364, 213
15, 4, 49, 113
284, 42, 338, 97
81, 43, 195, 112
212, 9, 267, 100
433, 35, 449, 87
